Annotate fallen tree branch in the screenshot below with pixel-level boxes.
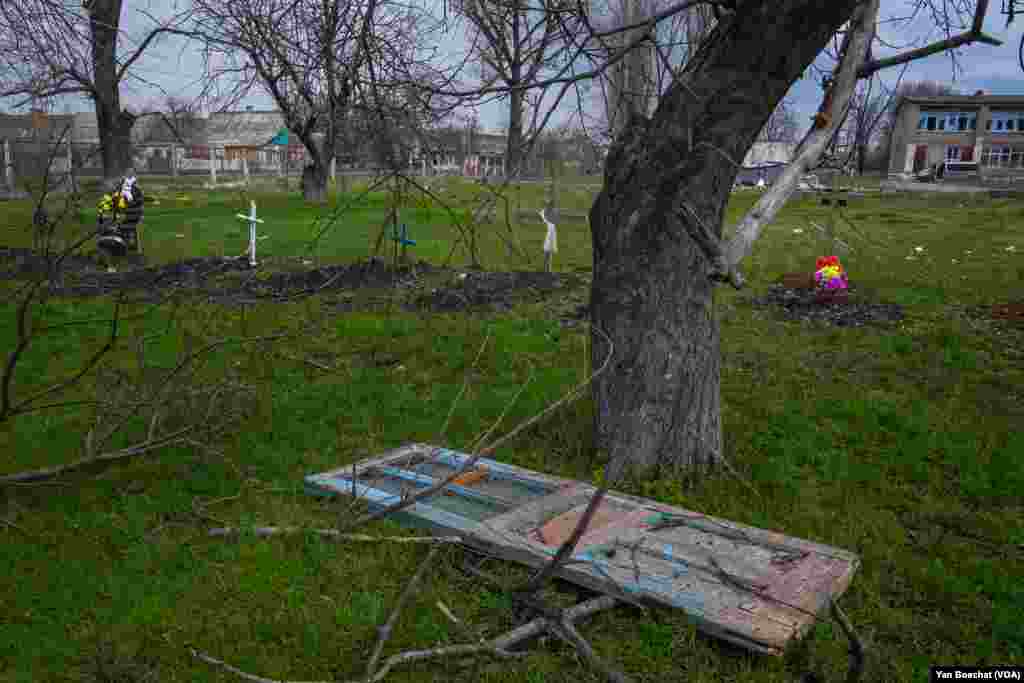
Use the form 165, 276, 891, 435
514, 487, 608, 599
552, 614, 631, 683
191, 648, 333, 683
435, 600, 483, 644
366, 545, 442, 679
192, 596, 620, 683
352, 594, 618, 683
206, 527, 463, 543
0, 424, 196, 485
831, 599, 866, 683
439, 329, 491, 440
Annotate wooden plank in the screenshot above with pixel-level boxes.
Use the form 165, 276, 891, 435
304, 444, 860, 657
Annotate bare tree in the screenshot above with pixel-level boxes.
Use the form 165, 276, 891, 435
582, 0, 1001, 479
589, 0, 715, 143
387, 0, 1004, 479
454, 0, 580, 176
757, 96, 800, 143
598, 0, 657, 138
0, 0, 195, 181
191, 0, 439, 201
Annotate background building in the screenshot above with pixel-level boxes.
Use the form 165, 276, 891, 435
887, 92, 1024, 185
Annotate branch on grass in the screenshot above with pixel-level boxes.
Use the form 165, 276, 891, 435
439, 330, 491, 440
552, 615, 631, 683
831, 599, 866, 683
207, 527, 463, 544
366, 545, 442, 678
193, 595, 619, 683
0, 424, 196, 485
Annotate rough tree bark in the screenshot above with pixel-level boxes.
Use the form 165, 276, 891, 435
301, 161, 329, 202
90, 0, 136, 181
590, 1, 862, 479
506, 73, 525, 176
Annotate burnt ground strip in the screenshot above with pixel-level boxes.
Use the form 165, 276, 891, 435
412, 270, 578, 313
747, 283, 906, 327
560, 282, 908, 329
0, 248, 579, 313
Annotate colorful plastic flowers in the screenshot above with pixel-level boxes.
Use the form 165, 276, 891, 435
814, 255, 848, 291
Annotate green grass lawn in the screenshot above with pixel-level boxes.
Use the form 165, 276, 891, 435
0, 180, 1022, 682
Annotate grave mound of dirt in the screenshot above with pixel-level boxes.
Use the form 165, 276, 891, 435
218, 258, 434, 304
0, 248, 435, 305
0, 246, 113, 279
748, 282, 905, 327
413, 270, 575, 312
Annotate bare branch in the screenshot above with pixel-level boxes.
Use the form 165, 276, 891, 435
207, 527, 463, 543
366, 545, 442, 678
340, 325, 614, 533
856, 0, 1001, 78
0, 424, 197, 486
719, 0, 880, 285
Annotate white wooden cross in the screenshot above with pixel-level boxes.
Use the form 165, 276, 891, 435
539, 208, 557, 272
236, 200, 265, 267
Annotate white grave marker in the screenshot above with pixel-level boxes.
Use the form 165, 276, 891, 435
236, 200, 265, 267
539, 208, 557, 272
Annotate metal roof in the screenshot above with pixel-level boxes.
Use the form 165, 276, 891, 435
204, 111, 289, 146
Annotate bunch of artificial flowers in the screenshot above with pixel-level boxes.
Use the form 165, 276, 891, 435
814, 255, 848, 291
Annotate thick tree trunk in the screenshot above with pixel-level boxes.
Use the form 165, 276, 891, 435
301, 162, 328, 202
506, 82, 524, 177
96, 105, 135, 182
590, 2, 860, 480
89, 0, 134, 182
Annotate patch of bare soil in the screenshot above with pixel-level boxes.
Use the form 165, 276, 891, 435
747, 282, 906, 327
0, 248, 435, 305
412, 270, 580, 313
0, 249, 583, 314
0, 246, 114, 279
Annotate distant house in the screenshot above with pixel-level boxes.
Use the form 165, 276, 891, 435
203, 110, 310, 174
887, 92, 1024, 185
411, 127, 507, 176
0, 111, 76, 190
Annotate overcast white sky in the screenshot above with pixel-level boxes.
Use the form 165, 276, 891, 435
25, 0, 1024, 133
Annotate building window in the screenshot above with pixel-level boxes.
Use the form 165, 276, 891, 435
945, 145, 962, 161
920, 111, 976, 132
987, 112, 1024, 132
982, 145, 1012, 167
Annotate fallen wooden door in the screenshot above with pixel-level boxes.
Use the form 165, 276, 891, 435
305, 443, 860, 656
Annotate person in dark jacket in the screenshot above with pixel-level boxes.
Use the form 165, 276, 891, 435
118, 171, 144, 250
96, 170, 145, 270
